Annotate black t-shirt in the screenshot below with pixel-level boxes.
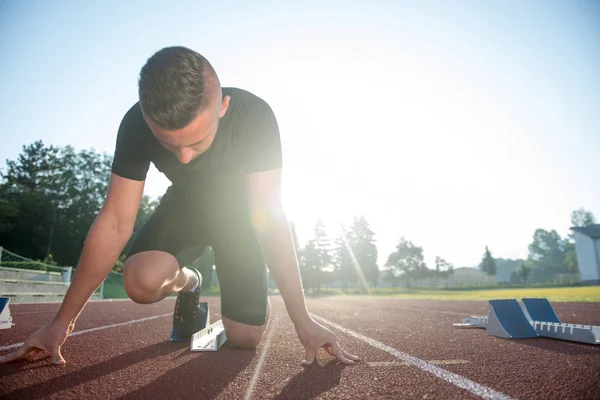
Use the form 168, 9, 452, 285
111, 87, 282, 193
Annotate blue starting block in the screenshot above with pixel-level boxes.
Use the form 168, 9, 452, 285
169, 301, 210, 342
521, 298, 560, 323
454, 298, 599, 345
0, 297, 14, 329
488, 299, 538, 339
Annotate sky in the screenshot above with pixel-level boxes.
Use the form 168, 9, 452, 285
1, 0, 599, 269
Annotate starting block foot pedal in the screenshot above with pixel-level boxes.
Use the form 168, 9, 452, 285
488, 299, 538, 339
169, 301, 209, 342
521, 298, 561, 323
0, 297, 14, 329
191, 319, 228, 352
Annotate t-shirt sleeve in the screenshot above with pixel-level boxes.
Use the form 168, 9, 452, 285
240, 97, 283, 174
111, 103, 152, 181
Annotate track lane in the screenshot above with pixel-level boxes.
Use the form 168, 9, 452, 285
1, 296, 598, 399
235, 299, 487, 400
304, 297, 600, 400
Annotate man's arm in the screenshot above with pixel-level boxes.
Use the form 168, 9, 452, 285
54, 173, 145, 326
246, 169, 360, 365
0, 173, 144, 365
246, 170, 310, 327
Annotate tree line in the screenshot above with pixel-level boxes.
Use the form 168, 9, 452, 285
0, 141, 157, 267
0, 142, 596, 290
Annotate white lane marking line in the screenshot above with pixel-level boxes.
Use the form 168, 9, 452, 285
0, 300, 222, 352
0, 314, 171, 352
368, 360, 470, 367
244, 319, 276, 400
13, 311, 56, 316
312, 314, 515, 400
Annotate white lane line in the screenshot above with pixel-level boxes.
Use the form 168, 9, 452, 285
0, 314, 171, 352
367, 360, 470, 367
13, 311, 56, 316
244, 319, 277, 400
312, 314, 515, 400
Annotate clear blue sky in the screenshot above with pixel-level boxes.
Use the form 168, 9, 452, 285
1, 0, 599, 268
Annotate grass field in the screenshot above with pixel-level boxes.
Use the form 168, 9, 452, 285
310, 286, 600, 302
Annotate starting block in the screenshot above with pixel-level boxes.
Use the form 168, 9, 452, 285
190, 319, 228, 352
0, 297, 14, 329
168, 301, 228, 351
454, 298, 600, 345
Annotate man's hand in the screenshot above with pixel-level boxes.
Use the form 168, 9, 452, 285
0, 320, 73, 365
296, 318, 360, 366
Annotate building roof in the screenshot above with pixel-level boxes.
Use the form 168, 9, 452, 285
571, 224, 600, 239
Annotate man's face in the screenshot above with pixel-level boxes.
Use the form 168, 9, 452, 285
145, 95, 230, 164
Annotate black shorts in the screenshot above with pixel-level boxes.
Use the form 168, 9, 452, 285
127, 176, 268, 326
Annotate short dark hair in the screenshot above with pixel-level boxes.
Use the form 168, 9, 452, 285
138, 46, 220, 129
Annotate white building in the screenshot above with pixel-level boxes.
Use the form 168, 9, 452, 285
570, 224, 600, 285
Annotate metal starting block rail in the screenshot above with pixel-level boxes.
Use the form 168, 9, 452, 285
0, 297, 14, 329
453, 298, 600, 345
190, 319, 228, 352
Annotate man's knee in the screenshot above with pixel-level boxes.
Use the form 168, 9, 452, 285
225, 328, 265, 350
123, 251, 179, 304
223, 317, 267, 350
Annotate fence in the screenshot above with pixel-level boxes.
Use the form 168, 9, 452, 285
0, 246, 72, 283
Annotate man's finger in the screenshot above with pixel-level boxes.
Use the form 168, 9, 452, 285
0, 342, 36, 363
331, 341, 354, 365
301, 346, 317, 366
342, 349, 361, 361
323, 344, 335, 357
52, 346, 66, 365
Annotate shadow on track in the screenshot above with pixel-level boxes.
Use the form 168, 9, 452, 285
1, 342, 181, 398
274, 359, 347, 400
117, 345, 256, 399
0, 341, 253, 399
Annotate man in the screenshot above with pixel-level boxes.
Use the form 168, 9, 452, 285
0, 46, 359, 366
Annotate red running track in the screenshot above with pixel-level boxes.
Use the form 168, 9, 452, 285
1, 296, 599, 399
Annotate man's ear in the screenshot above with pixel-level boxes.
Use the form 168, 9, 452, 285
220, 96, 231, 118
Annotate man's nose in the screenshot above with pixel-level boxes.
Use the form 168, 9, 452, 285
176, 148, 193, 164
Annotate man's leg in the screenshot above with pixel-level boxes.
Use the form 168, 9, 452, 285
122, 189, 209, 338
222, 298, 270, 349
210, 222, 270, 350
122, 250, 199, 304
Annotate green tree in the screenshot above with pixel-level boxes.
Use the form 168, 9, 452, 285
479, 246, 497, 279
349, 216, 379, 289
435, 256, 454, 288
515, 261, 532, 284
0, 141, 115, 266
386, 237, 427, 288
312, 219, 332, 292
298, 239, 319, 294
0, 141, 62, 260
332, 233, 354, 292
382, 267, 400, 289
571, 208, 596, 229
527, 229, 568, 282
